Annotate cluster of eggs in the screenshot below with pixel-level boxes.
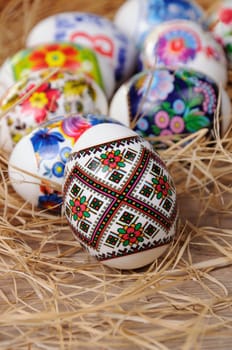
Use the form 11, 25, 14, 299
1, 0, 232, 269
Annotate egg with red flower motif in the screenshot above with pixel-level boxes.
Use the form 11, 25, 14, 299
26, 12, 137, 86
8, 114, 119, 213
63, 123, 178, 269
207, 0, 232, 66
0, 69, 108, 153
0, 42, 115, 99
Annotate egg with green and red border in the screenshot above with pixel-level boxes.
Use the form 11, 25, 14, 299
63, 123, 178, 270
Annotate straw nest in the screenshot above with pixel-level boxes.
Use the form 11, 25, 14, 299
0, 1, 232, 349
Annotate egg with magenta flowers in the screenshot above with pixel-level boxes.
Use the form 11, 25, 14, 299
63, 123, 178, 270
109, 67, 232, 149
8, 114, 120, 213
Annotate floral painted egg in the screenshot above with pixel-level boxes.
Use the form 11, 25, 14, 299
0, 69, 108, 152
114, 0, 205, 49
109, 68, 232, 149
0, 42, 115, 99
63, 123, 178, 269
8, 114, 120, 213
139, 19, 228, 87
26, 12, 137, 85
207, 0, 232, 66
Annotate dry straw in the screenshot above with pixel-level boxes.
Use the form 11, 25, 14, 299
0, 0, 232, 349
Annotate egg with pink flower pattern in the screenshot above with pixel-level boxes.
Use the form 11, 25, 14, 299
109, 67, 231, 149
139, 20, 228, 87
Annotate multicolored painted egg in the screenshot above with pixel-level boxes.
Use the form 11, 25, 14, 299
63, 123, 178, 269
0, 42, 115, 99
139, 19, 228, 87
8, 114, 120, 213
26, 12, 137, 85
0, 69, 108, 152
109, 68, 232, 148
207, 0, 232, 66
114, 0, 205, 49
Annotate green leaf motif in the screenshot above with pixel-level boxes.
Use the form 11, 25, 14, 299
118, 162, 125, 168
118, 228, 126, 234
102, 165, 109, 172
135, 223, 142, 230
83, 212, 90, 218
152, 178, 159, 185
187, 94, 204, 109
80, 196, 86, 204
157, 192, 163, 200
151, 125, 161, 136
114, 150, 121, 156
185, 114, 210, 133
100, 154, 107, 159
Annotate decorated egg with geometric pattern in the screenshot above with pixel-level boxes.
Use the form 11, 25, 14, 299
63, 123, 178, 269
8, 114, 119, 213
0, 69, 108, 153
109, 67, 232, 149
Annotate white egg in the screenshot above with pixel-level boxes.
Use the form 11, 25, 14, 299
63, 123, 178, 269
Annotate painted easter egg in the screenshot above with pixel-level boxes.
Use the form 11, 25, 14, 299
139, 19, 228, 87
114, 0, 205, 49
207, 0, 232, 66
0, 42, 115, 99
0, 69, 108, 152
26, 12, 137, 85
109, 68, 232, 149
63, 123, 178, 270
8, 114, 120, 213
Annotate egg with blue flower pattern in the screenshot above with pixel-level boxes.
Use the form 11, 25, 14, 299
8, 114, 120, 213
114, 0, 206, 49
